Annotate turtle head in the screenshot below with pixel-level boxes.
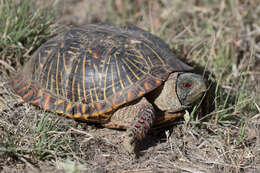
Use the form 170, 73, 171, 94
153, 72, 207, 112
176, 73, 207, 106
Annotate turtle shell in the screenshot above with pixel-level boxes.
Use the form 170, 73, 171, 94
11, 24, 192, 123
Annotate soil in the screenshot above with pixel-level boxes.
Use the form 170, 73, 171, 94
0, 0, 259, 172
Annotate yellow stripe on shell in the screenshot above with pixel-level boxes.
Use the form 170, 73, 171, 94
103, 55, 111, 100
77, 83, 81, 102
60, 71, 66, 97
121, 65, 133, 85
142, 42, 165, 66
38, 53, 43, 69
50, 70, 54, 92
93, 63, 99, 74
121, 58, 140, 80
62, 50, 67, 72
124, 57, 147, 75
91, 70, 99, 101
146, 56, 153, 66
128, 56, 149, 70
88, 85, 94, 103
62, 52, 69, 98
71, 59, 80, 102
82, 55, 87, 103
92, 63, 100, 101
111, 63, 116, 94
115, 54, 124, 89
45, 60, 53, 89
55, 51, 60, 96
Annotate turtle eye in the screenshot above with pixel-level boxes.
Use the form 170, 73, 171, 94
183, 82, 191, 88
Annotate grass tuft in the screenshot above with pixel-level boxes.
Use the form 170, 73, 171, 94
0, 0, 56, 71
0, 0, 259, 172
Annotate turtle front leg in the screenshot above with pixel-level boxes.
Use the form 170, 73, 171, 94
123, 97, 155, 155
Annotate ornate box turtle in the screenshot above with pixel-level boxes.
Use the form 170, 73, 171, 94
11, 24, 206, 155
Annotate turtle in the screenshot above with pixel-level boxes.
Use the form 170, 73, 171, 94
10, 23, 207, 155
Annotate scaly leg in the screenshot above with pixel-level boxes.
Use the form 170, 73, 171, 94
123, 97, 155, 155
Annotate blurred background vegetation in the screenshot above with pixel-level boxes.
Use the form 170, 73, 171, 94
0, 0, 259, 172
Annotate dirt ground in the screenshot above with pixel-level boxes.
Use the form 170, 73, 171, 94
0, 0, 259, 172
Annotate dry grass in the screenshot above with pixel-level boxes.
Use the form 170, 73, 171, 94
0, 0, 259, 172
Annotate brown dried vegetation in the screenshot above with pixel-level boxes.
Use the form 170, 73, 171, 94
0, 0, 259, 172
